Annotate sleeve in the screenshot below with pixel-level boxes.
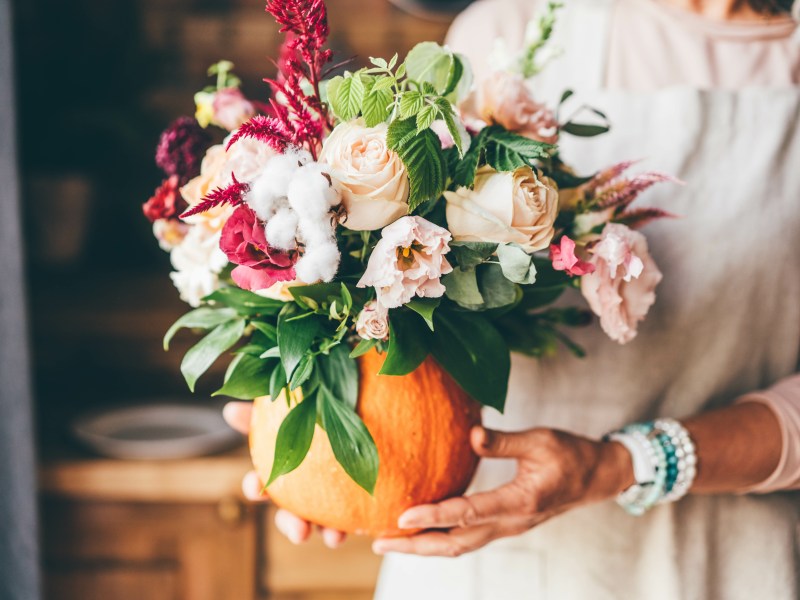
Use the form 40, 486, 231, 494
445, 0, 544, 83
735, 374, 800, 493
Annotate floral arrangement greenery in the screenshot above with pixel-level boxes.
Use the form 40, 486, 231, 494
143, 0, 674, 494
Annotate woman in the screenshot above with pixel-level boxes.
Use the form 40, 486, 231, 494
225, 0, 800, 597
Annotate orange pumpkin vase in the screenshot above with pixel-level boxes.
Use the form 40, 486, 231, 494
249, 348, 482, 538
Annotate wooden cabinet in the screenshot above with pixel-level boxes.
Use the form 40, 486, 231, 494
39, 448, 382, 600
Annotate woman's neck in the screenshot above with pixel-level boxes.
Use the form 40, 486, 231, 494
663, 0, 777, 21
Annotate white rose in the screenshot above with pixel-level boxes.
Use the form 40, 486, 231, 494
319, 118, 410, 231
169, 225, 228, 307
444, 165, 558, 253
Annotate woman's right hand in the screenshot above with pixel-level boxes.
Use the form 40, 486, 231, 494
222, 401, 348, 549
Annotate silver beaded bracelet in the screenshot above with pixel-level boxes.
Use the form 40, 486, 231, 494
605, 418, 698, 515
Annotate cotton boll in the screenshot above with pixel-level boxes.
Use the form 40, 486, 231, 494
265, 207, 299, 250
287, 163, 341, 219
245, 151, 309, 221
295, 239, 340, 284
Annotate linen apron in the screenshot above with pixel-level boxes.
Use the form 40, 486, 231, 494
374, 1, 800, 599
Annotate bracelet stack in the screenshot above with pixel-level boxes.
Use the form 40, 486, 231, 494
604, 418, 697, 516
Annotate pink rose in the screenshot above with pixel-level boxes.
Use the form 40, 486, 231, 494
580, 223, 662, 344
550, 236, 595, 277
357, 216, 453, 309
219, 205, 296, 292
212, 88, 256, 132
355, 301, 390, 341
462, 71, 558, 144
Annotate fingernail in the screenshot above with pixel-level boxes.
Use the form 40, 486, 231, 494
397, 514, 419, 529
372, 541, 387, 555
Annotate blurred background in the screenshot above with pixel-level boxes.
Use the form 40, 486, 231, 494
6, 0, 469, 598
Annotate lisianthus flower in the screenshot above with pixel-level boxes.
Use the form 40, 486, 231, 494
581, 223, 662, 344
169, 225, 228, 307
358, 216, 453, 309
219, 205, 296, 292
550, 236, 595, 277
155, 117, 212, 183
143, 176, 187, 223
356, 301, 390, 341
153, 218, 189, 251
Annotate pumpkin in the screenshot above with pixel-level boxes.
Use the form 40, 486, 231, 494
249, 348, 482, 538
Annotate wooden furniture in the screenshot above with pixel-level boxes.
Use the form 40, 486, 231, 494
40, 446, 382, 600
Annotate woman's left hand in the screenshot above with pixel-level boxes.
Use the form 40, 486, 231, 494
372, 426, 634, 557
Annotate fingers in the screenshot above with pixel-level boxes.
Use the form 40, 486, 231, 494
398, 483, 531, 530
471, 426, 532, 459
275, 509, 312, 544
223, 401, 252, 435
320, 526, 348, 549
373, 525, 497, 557
242, 470, 270, 503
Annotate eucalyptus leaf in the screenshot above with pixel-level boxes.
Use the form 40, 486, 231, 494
163, 307, 238, 351
443, 268, 484, 308
319, 385, 379, 494
449, 241, 498, 270
180, 318, 246, 392
496, 243, 537, 284
266, 395, 318, 485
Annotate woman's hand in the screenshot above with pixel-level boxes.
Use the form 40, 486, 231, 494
372, 426, 634, 557
222, 401, 348, 549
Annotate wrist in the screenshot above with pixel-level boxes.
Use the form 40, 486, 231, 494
587, 440, 636, 501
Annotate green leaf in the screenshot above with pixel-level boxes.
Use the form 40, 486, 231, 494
445, 53, 473, 104
289, 283, 343, 306
326, 75, 344, 118
379, 310, 431, 376
205, 287, 285, 317
415, 103, 438, 132
443, 268, 483, 307
561, 122, 610, 137
476, 264, 520, 309
483, 126, 553, 172
180, 319, 246, 392
362, 83, 393, 127
289, 353, 315, 390
496, 243, 537, 284
449, 241, 498, 270
335, 74, 365, 121
406, 298, 440, 331
386, 118, 447, 212
269, 362, 287, 400
266, 395, 318, 485
214, 354, 272, 399
163, 307, 238, 350
404, 41, 455, 96
453, 127, 488, 187
319, 385, 379, 494
439, 101, 466, 157
430, 310, 509, 411
399, 91, 424, 119
369, 56, 388, 69
250, 321, 278, 343
350, 338, 378, 358
277, 309, 321, 379
317, 343, 359, 410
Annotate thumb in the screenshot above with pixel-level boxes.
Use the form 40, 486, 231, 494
471, 426, 531, 459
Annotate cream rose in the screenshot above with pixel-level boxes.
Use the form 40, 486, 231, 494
319, 118, 410, 231
444, 165, 558, 253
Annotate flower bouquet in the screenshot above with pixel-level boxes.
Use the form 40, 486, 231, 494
143, 0, 674, 537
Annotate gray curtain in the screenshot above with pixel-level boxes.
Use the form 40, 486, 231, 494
0, 0, 42, 598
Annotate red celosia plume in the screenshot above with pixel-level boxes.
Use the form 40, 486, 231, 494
180, 174, 251, 219
226, 115, 294, 153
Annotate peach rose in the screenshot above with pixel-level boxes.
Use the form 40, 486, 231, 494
444, 165, 558, 253
181, 137, 275, 232
462, 71, 558, 145
580, 223, 663, 344
319, 118, 410, 231
355, 301, 390, 341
